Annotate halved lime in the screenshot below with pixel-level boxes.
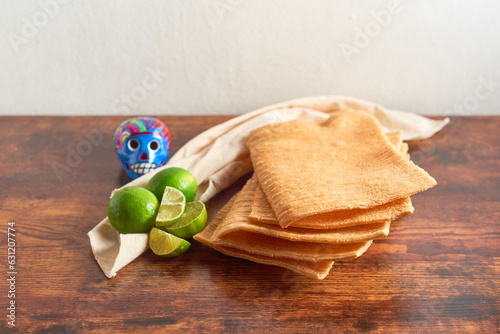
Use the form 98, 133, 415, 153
149, 227, 191, 257
156, 187, 186, 226
161, 201, 207, 239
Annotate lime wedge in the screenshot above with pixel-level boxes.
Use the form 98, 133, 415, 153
149, 227, 191, 257
161, 201, 207, 239
156, 186, 186, 226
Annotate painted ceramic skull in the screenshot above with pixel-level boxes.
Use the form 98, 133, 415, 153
114, 117, 172, 180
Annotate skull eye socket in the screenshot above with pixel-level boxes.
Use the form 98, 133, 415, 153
149, 140, 160, 152
127, 139, 140, 151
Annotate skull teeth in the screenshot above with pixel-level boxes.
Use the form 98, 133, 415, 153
130, 162, 157, 175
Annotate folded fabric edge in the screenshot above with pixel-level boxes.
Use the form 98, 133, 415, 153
88, 218, 149, 278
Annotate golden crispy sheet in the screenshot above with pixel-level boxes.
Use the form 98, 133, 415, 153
245, 110, 436, 228
194, 194, 334, 280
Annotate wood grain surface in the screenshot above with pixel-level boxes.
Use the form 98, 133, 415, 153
0, 115, 498, 333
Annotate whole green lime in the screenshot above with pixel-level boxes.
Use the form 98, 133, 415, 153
108, 186, 159, 234
147, 167, 198, 202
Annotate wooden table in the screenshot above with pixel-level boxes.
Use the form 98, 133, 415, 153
0, 115, 498, 333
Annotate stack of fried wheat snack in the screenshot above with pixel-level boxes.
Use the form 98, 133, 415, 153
194, 110, 436, 279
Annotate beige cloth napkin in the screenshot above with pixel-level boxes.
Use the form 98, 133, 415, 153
88, 95, 449, 278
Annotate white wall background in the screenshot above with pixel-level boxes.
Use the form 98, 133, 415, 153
1, 0, 499, 116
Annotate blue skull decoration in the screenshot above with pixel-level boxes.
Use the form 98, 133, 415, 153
114, 117, 172, 180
